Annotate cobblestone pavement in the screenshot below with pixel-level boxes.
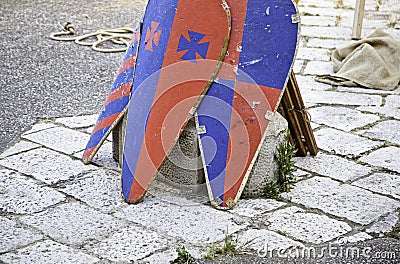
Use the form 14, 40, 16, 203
1, 0, 400, 263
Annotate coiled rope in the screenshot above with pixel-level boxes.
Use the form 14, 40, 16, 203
50, 22, 134, 53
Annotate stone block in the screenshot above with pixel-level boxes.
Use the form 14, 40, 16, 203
23, 126, 89, 155
0, 169, 65, 214
20, 202, 125, 245
284, 176, 400, 225
114, 196, 247, 244
266, 206, 352, 243
0, 148, 96, 185
359, 147, 400, 173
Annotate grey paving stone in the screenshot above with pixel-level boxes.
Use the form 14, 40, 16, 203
301, 90, 382, 106
303, 61, 334, 75
0, 169, 65, 214
296, 75, 333, 91
22, 126, 89, 155
55, 114, 98, 128
294, 153, 371, 182
301, 26, 353, 39
356, 120, 400, 145
230, 199, 286, 217
298, 7, 353, 17
74, 141, 119, 169
139, 250, 177, 264
238, 229, 303, 253
266, 206, 352, 244
296, 48, 331, 61
301, 15, 337, 27
345, 232, 373, 243
22, 122, 56, 135
0, 148, 96, 184
314, 128, 382, 157
299, 0, 335, 8
357, 95, 400, 120
353, 173, 400, 199
60, 169, 124, 213
0, 216, 43, 253
293, 60, 304, 74
114, 197, 248, 244
337, 85, 400, 95
306, 38, 348, 49
284, 176, 400, 225
0, 140, 40, 158
308, 106, 380, 132
359, 147, 400, 173
88, 225, 170, 262
20, 202, 124, 245
0, 240, 99, 264
366, 212, 399, 236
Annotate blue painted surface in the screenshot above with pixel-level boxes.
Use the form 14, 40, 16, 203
109, 67, 135, 92
237, 0, 298, 89
197, 80, 235, 202
122, 0, 178, 199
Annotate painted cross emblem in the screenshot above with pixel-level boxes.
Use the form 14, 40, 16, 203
177, 30, 210, 62
145, 21, 162, 51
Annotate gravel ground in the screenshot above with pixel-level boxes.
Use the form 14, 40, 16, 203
0, 0, 146, 152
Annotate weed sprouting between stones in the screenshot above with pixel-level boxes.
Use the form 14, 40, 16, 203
170, 246, 195, 264
263, 130, 297, 200
203, 229, 255, 260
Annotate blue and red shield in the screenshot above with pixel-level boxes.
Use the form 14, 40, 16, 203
82, 26, 140, 164
121, 0, 231, 203
196, 0, 299, 209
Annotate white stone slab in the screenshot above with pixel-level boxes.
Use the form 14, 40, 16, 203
307, 38, 348, 49
345, 232, 373, 243
20, 202, 124, 245
238, 229, 303, 253
357, 120, 400, 145
357, 95, 400, 120
301, 26, 353, 39
114, 197, 248, 244
308, 106, 380, 132
296, 48, 331, 61
294, 153, 371, 182
22, 126, 89, 155
301, 16, 337, 27
0, 148, 96, 184
266, 207, 352, 244
60, 169, 124, 213
0, 217, 43, 253
0, 240, 99, 264
314, 128, 382, 157
88, 226, 169, 262
296, 75, 333, 91
337, 86, 400, 95
359, 147, 400, 173
231, 199, 286, 217
55, 114, 98, 128
299, 7, 353, 18
23, 123, 56, 135
366, 212, 399, 236
301, 90, 382, 106
0, 169, 65, 214
293, 60, 304, 74
353, 173, 400, 199
139, 250, 177, 264
284, 176, 400, 225
74, 141, 119, 170
0, 140, 40, 159
303, 61, 334, 75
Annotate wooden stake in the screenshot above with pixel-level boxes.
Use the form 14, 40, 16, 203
352, 0, 366, 40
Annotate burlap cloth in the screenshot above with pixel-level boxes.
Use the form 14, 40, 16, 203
315, 29, 400, 91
